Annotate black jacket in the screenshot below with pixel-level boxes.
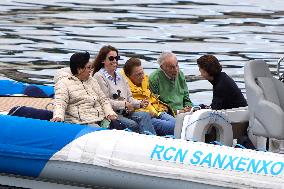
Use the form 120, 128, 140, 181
209, 72, 247, 110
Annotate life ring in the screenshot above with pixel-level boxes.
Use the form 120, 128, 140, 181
180, 109, 233, 146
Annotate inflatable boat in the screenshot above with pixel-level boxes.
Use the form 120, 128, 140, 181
0, 79, 283, 189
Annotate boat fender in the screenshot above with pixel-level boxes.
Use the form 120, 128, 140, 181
180, 109, 233, 146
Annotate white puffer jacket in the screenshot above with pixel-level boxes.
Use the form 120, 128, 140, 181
53, 68, 116, 125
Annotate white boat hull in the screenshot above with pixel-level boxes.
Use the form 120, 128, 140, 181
38, 130, 284, 189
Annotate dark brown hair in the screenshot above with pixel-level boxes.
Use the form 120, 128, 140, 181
197, 55, 222, 76
92, 45, 118, 75
123, 57, 142, 77
70, 51, 90, 75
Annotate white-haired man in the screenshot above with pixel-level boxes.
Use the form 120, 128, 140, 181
149, 52, 192, 116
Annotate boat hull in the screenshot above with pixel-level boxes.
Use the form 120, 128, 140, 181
0, 114, 283, 189
39, 161, 229, 189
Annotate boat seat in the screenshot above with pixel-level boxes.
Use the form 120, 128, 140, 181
244, 60, 284, 153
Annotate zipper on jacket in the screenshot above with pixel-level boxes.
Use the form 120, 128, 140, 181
77, 106, 82, 121
81, 80, 103, 120
82, 81, 97, 106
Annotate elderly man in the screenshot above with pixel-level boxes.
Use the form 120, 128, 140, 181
149, 52, 192, 116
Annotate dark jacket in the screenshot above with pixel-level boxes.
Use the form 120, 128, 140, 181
209, 72, 247, 110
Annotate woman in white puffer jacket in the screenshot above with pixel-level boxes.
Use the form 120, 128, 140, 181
51, 52, 117, 127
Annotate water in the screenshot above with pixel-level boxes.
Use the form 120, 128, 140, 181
0, 0, 284, 105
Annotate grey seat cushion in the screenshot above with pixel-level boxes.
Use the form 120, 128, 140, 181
256, 77, 280, 105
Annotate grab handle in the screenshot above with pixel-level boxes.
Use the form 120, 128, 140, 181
277, 56, 284, 79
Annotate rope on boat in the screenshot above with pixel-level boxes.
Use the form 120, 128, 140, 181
234, 144, 246, 149
45, 102, 54, 110
123, 128, 133, 132
210, 141, 223, 146
184, 110, 231, 139
144, 131, 155, 135
164, 135, 175, 139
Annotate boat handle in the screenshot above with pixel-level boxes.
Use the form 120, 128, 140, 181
277, 56, 284, 78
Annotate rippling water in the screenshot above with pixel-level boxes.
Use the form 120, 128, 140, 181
0, 0, 284, 104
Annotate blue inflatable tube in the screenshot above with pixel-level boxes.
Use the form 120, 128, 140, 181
0, 115, 103, 177
0, 80, 54, 97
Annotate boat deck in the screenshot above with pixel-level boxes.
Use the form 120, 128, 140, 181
0, 96, 53, 112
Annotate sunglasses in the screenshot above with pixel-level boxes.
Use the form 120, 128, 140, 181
108, 56, 120, 62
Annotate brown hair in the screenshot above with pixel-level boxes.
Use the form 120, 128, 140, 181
197, 55, 222, 76
92, 45, 118, 75
123, 57, 142, 77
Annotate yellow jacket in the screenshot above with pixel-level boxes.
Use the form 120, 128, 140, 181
121, 70, 169, 116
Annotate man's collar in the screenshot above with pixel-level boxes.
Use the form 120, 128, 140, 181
160, 68, 176, 81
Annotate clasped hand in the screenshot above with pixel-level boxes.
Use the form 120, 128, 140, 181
140, 98, 149, 108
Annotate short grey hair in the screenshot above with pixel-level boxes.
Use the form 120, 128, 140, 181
157, 52, 176, 66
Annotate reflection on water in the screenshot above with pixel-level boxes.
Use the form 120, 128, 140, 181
0, 0, 284, 104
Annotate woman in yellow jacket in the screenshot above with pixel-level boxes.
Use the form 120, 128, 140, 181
122, 57, 175, 136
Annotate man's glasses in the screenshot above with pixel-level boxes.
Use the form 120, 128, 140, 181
84, 65, 93, 70
132, 71, 144, 77
165, 64, 179, 71
108, 56, 120, 62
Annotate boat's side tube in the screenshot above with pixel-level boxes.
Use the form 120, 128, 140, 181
41, 130, 284, 189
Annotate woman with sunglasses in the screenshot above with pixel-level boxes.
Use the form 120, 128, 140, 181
92, 45, 156, 135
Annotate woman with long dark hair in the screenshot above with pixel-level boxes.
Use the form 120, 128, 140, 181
93, 45, 156, 135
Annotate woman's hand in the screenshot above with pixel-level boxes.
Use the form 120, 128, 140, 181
176, 106, 193, 114
125, 102, 134, 113
107, 114, 118, 121
50, 117, 62, 122
149, 111, 158, 118
162, 105, 168, 112
140, 98, 149, 108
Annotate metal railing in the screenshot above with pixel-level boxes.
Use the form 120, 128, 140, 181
277, 56, 284, 81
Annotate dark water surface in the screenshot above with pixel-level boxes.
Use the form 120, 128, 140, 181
0, 0, 284, 104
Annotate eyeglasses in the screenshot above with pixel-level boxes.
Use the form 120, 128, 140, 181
165, 64, 179, 71
108, 56, 120, 62
132, 71, 144, 77
84, 65, 93, 70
